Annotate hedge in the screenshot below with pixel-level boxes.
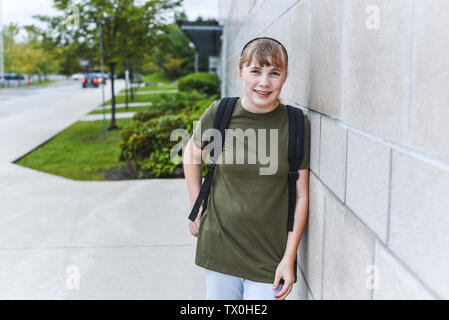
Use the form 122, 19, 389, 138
177, 72, 220, 95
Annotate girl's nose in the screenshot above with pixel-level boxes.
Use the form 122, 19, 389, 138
259, 74, 270, 87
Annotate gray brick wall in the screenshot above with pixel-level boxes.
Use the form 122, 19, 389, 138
218, 0, 448, 299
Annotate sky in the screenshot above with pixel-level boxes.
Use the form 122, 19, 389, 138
1, 0, 218, 40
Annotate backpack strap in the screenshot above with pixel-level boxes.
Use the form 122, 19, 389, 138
286, 105, 305, 231
188, 97, 239, 222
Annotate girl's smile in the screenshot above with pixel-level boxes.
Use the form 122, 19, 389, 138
253, 89, 272, 98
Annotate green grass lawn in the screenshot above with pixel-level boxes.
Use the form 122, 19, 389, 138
140, 72, 173, 85
108, 73, 177, 105
15, 118, 134, 181
135, 84, 177, 92
32, 79, 58, 86
116, 83, 177, 97
88, 106, 150, 115
117, 85, 177, 95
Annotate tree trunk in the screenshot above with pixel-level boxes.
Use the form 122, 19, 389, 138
108, 64, 119, 130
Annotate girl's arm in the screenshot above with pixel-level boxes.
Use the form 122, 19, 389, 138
183, 136, 204, 237
273, 168, 310, 299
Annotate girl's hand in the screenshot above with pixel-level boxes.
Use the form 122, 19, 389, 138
273, 257, 295, 300
188, 206, 203, 237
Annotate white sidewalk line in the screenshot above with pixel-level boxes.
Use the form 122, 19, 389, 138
96, 102, 152, 109
117, 89, 177, 96
79, 112, 136, 121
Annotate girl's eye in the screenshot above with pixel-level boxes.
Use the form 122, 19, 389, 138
249, 70, 280, 75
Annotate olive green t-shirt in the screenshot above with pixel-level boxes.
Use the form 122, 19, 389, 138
192, 97, 310, 283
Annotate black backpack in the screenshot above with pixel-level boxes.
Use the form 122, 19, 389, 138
188, 97, 305, 232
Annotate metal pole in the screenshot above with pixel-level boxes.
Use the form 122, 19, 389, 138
132, 61, 136, 100
99, 21, 107, 139
0, 0, 5, 87
124, 69, 129, 109
194, 52, 198, 73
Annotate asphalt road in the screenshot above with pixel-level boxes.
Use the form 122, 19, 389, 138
0, 80, 109, 119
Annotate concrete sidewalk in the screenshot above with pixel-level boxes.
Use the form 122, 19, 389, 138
97, 102, 152, 109
117, 89, 177, 96
79, 112, 136, 121
0, 81, 204, 299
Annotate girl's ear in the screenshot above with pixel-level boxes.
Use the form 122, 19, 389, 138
237, 66, 242, 78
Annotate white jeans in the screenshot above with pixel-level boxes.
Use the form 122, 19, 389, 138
204, 268, 284, 300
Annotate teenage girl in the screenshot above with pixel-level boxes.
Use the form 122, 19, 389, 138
183, 37, 310, 300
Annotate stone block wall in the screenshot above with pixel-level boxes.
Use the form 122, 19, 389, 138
218, 0, 448, 299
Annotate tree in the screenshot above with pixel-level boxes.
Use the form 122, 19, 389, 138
3, 23, 21, 72
152, 22, 193, 79
31, 0, 182, 130
23, 25, 83, 77
151, 13, 212, 79
3, 23, 59, 79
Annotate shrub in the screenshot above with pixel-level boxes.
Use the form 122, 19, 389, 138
119, 95, 215, 178
133, 91, 212, 123
177, 72, 220, 95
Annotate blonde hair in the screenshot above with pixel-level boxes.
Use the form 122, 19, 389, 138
239, 38, 288, 105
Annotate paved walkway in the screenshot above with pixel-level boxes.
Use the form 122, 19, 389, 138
117, 89, 177, 96
82, 101, 155, 121
0, 80, 203, 299
99, 102, 152, 109
79, 112, 136, 121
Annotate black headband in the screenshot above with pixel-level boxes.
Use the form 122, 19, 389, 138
240, 37, 288, 63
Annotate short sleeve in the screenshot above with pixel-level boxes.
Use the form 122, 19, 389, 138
193, 100, 219, 150
299, 113, 310, 170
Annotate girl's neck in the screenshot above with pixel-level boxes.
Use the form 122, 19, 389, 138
241, 96, 279, 114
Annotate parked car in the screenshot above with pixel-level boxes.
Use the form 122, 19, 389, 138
1, 73, 25, 80
81, 72, 106, 88
71, 73, 86, 80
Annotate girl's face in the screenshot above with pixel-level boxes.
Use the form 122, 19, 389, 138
239, 55, 286, 110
